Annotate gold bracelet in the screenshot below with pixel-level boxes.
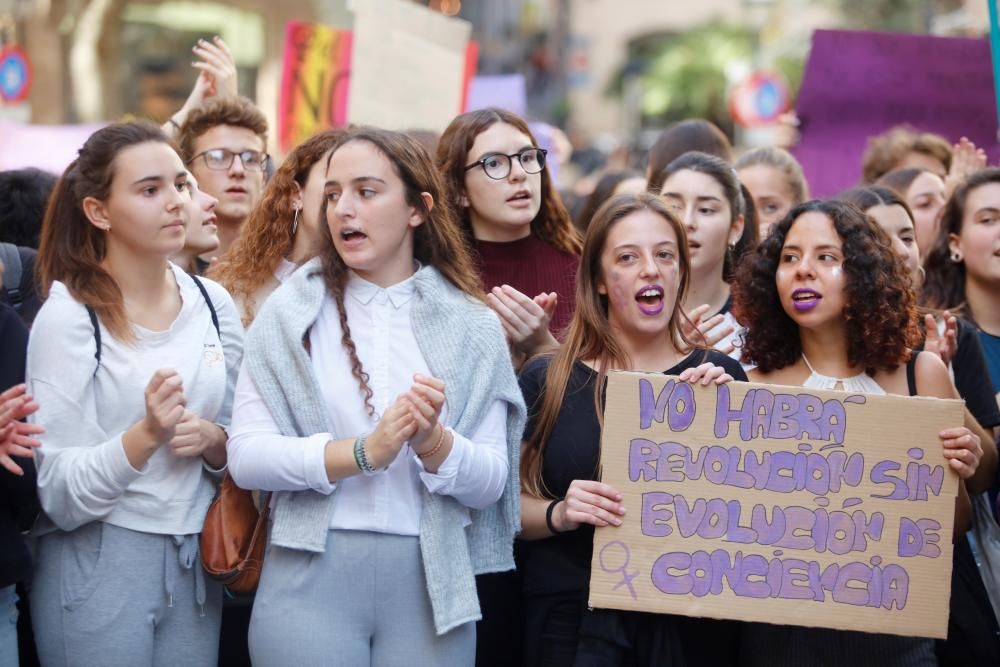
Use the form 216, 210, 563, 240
417, 425, 446, 459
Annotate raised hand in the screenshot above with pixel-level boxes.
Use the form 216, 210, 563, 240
165, 36, 238, 137
945, 137, 988, 197
191, 36, 238, 100
682, 304, 735, 354
923, 311, 958, 368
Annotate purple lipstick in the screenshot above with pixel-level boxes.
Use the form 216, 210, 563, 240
791, 288, 822, 311
635, 284, 665, 315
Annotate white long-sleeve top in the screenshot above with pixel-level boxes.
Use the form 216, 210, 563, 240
228, 270, 509, 536
27, 266, 244, 534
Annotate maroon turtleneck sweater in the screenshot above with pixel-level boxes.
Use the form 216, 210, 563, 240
473, 235, 579, 338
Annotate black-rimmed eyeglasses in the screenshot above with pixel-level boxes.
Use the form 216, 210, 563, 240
464, 148, 547, 180
187, 148, 269, 172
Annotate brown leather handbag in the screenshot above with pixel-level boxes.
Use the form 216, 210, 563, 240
200, 473, 270, 593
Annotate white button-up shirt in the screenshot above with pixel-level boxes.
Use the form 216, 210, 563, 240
228, 270, 510, 536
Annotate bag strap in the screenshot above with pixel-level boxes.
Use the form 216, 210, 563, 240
85, 274, 221, 376
0, 243, 23, 309
86, 305, 102, 376
190, 274, 221, 339
905, 351, 919, 397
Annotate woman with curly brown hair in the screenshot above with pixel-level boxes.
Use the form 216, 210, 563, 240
209, 129, 343, 325
436, 108, 581, 363
733, 199, 983, 666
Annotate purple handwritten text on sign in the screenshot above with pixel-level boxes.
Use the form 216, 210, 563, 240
628, 438, 865, 495
639, 492, 885, 555
712, 384, 858, 445
639, 378, 696, 431
649, 549, 909, 610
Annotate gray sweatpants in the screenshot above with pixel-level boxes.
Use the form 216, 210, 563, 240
249, 530, 476, 666
31, 522, 222, 667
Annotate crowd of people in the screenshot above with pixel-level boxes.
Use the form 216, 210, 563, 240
1, 35, 999, 667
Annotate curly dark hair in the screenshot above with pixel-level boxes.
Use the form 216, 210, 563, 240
732, 199, 920, 374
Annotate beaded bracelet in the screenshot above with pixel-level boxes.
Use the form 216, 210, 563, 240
353, 434, 377, 475
416, 425, 446, 460
545, 498, 565, 534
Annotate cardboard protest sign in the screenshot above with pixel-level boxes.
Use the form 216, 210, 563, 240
794, 29, 999, 197
278, 22, 352, 154
590, 371, 964, 639
346, 0, 474, 132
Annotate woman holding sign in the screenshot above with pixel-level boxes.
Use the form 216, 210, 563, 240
227, 127, 525, 665
732, 199, 983, 666
518, 192, 745, 666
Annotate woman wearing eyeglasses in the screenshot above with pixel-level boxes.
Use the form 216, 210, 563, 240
437, 108, 582, 367
436, 108, 581, 667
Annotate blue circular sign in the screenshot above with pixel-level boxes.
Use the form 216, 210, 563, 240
0, 47, 32, 103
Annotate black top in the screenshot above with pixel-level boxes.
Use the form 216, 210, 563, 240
517, 349, 747, 597
915, 318, 1000, 428
0, 302, 38, 588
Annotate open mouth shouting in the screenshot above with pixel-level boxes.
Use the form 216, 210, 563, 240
635, 284, 665, 316
791, 288, 822, 312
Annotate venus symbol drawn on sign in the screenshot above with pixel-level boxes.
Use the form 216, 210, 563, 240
599, 540, 639, 600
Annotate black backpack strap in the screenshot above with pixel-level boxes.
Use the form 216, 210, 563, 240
905, 351, 919, 397
0, 243, 23, 308
190, 274, 221, 339
86, 305, 102, 375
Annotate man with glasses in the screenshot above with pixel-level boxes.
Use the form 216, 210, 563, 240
177, 96, 269, 259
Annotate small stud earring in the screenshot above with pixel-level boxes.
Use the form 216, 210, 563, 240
950, 251, 961, 263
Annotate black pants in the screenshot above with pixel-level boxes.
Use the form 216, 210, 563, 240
521, 592, 737, 667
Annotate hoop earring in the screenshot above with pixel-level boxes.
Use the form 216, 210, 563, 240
291, 208, 300, 236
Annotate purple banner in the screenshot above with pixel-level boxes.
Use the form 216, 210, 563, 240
793, 29, 999, 197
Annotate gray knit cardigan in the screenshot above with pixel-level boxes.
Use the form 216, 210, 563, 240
244, 258, 527, 634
